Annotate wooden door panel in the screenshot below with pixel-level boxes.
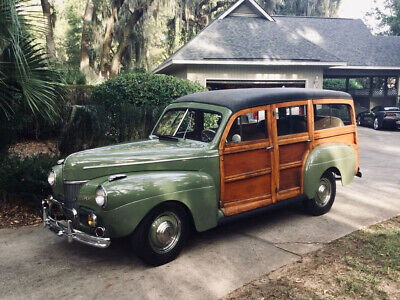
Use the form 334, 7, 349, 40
223, 173, 272, 203
279, 167, 301, 191
278, 143, 307, 165
223, 148, 271, 177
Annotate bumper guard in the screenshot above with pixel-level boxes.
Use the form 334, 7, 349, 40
42, 200, 111, 249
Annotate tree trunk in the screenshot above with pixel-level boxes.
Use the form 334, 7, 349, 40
110, 7, 145, 77
40, 0, 56, 60
99, 0, 124, 74
80, 0, 94, 73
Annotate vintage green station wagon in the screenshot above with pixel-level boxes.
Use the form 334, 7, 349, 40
43, 88, 361, 266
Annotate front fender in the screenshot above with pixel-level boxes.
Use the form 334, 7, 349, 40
304, 144, 356, 199
88, 171, 218, 237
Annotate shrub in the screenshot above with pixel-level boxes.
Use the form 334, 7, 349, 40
91, 72, 206, 108
323, 78, 363, 91
56, 72, 207, 155
0, 154, 58, 207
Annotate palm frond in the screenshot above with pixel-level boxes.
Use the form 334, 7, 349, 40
0, 0, 65, 122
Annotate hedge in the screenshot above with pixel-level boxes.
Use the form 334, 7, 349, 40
91, 72, 206, 107
58, 72, 207, 155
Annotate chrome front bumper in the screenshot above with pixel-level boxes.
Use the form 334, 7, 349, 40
42, 200, 111, 249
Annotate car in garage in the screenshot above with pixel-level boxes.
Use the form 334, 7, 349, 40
357, 106, 400, 130
42, 88, 361, 266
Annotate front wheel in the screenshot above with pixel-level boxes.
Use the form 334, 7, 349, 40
304, 171, 336, 216
130, 204, 190, 266
357, 116, 362, 126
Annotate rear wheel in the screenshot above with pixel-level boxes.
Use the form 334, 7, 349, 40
304, 171, 336, 216
373, 118, 381, 130
130, 203, 189, 266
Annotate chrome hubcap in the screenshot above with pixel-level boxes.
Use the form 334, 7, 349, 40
149, 212, 181, 254
315, 178, 332, 207
374, 119, 379, 129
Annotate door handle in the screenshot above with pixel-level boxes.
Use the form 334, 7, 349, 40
266, 145, 274, 150
307, 139, 313, 142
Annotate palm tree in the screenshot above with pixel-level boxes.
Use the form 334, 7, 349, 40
0, 0, 64, 121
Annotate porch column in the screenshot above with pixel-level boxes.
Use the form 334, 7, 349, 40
397, 76, 400, 106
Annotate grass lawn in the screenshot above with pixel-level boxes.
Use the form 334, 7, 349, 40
224, 217, 400, 299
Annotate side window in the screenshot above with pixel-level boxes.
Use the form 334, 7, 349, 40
314, 104, 352, 130
227, 110, 267, 143
276, 105, 307, 136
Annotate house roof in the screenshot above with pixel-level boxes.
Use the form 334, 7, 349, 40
154, 0, 400, 74
165, 17, 341, 62
173, 88, 352, 112
274, 16, 400, 67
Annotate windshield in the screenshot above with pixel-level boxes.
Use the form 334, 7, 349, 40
153, 108, 222, 143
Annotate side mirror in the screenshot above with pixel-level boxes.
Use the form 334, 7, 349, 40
232, 134, 242, 144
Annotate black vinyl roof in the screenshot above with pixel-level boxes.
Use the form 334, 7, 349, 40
173, 88, 352, 113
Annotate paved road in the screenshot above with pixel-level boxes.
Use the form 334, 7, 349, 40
1, 127, 400, 300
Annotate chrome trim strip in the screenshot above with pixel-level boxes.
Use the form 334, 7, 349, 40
64, 180, 89, 184
82, 154, 220, 170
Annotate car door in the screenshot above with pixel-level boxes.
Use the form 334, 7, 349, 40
271, 101, 312, 201
219, 106, 275, 216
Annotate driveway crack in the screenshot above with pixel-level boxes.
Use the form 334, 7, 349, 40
235, 231, 303, 258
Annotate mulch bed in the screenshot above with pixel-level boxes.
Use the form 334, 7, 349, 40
0, 139, 58, 229
0, 200, 42, 229
7, 139, 59, 158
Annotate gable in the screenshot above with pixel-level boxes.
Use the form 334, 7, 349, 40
230, 1, 264, 18
218, 0, 275, 21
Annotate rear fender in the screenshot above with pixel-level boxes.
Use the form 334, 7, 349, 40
303, 144, 356, 199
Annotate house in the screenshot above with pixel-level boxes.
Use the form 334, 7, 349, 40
154, 0, 400, 112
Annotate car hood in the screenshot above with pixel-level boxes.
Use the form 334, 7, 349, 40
63, 138, 217, 181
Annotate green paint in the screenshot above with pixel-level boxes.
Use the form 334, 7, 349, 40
303, 144, 357, 199
50, 102, 231, 238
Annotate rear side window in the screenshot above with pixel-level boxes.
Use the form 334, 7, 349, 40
227, 110, 267, 143
314, 104, 352, 130
276, 105, 308, 136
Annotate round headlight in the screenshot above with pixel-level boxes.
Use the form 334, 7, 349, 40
95, 186, 107, 208
48, 170, 56, 186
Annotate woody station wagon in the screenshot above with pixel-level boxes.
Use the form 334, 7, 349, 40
43, 88, 361, 266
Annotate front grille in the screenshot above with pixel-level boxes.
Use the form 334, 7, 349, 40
63, 182, 84, 209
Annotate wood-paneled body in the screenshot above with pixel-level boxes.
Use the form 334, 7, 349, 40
219, 106, 274, 216
218, 98, 358, 217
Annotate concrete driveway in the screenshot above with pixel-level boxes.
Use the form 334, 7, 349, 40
1, 127, 400, 300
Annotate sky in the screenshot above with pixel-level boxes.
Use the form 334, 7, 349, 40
337, 0, 389, 33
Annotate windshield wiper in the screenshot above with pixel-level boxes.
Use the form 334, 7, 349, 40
155, 134, 179, 141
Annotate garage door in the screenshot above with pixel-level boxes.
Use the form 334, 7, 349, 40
206, 80, 306, 90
